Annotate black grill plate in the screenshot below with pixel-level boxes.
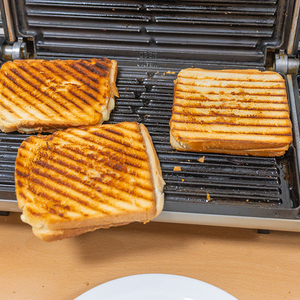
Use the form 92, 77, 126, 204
0, 63, 299, 219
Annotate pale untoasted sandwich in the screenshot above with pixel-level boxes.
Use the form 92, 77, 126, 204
15, 122, 165, 241
0, 58, 118, 133
170, 68, 293, 157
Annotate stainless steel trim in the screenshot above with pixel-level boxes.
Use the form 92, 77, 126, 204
0, 199, 21, 212
287, 0, 300, 55
154, 211, 300, 232
2, 0, 16, 42
6, 201, 300, 232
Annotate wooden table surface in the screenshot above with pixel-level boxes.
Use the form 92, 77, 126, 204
1, 212, 300, 300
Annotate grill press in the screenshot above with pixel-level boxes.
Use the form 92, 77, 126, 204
0, 0, 300, 231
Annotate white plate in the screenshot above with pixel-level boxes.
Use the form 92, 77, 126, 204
74, 274, 238, 300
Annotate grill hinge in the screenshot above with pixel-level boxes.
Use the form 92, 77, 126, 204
1, 37, 29, 61
0, 0, 33, 61
274, 50, 299, 75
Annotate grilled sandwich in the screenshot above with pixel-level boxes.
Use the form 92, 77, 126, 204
170, 68, 293, 157
15, 122, 165, 241
0, 58, 118, 133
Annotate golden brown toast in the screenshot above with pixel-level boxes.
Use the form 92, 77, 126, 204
170, 68, 293, 157
15, 122, 165, 241
0, 58, 118, 133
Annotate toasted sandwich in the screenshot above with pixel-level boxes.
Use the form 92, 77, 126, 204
15, 122, 165, 241
170, 68, 293, 157
0, 58, 118, 133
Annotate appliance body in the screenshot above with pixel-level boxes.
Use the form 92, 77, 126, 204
0, 0, 300, 231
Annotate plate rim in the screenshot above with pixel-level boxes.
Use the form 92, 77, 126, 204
74, 273, 238, 300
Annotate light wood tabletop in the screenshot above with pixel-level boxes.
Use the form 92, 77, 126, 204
1, 212, 300, 300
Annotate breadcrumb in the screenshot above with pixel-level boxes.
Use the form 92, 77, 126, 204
198, 156, 205, 163
206, 192, 211, 201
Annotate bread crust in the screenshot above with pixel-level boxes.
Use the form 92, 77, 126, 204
170, 131, 288, 157
140, 123, 165, 217
0, 58, 118, 133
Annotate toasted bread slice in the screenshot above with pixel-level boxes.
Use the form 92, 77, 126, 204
0, 58, 118, 133
15, 122, 165, 241
170, 68, 293, 157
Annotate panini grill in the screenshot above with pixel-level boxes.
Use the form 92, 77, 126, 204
0, 0, 300, 231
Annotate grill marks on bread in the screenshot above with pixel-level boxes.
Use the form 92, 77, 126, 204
0, 58, 118, 133
15, 122, 159, 231
170, 69, 293, 156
